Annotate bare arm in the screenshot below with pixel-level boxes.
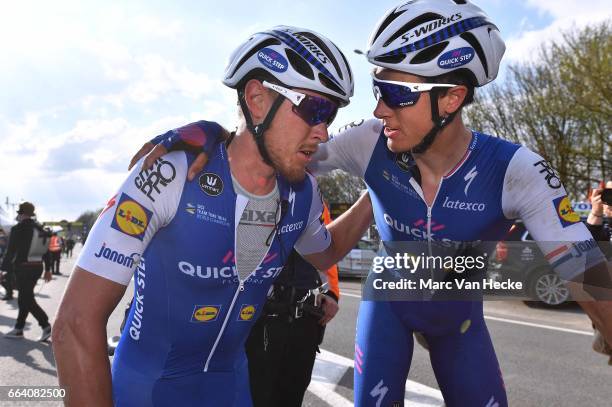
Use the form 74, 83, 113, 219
304, 191, 373, 271
52, 266, 127, 406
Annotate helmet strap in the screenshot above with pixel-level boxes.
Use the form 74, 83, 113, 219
238, 89, 285, 167
411, 88, 459, 154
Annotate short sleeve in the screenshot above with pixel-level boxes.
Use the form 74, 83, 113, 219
76, 152, 187, 285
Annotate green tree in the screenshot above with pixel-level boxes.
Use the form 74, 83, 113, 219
466, 20, 611, 199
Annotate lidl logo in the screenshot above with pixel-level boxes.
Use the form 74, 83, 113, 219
238, 305, 256, 321
111, 193, 152, 241
553, 195, 580, 228
191, 305, 221, 323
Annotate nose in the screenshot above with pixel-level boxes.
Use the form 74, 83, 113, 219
373, 99, 392, 119
310, 122, 329, 143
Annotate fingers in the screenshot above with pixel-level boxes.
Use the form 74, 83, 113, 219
142, 144, 168, 171
318, 295, 338, 325
187, 153, 209, 181
128, 143, 155, 170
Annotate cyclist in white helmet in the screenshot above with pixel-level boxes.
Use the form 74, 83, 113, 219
131, 2, 612, 405
53, 26, 375, 407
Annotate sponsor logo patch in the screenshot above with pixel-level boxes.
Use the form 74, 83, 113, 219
395, 152, 413, 172
438, 47, 474, 69
99, 194, 117, 218
111, 193, 152, 241
199, 173, 224, 196
94, 242, 140, 269
533, 160, 561, 189
257, 48, 288, 73
134, 158, 176, 202
238, 305, 257, 321
553, 195, 580, 227
191, 305, 221, 323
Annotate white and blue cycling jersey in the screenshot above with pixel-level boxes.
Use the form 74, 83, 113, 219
77, 121, 330, 407
310, 118, 603, 407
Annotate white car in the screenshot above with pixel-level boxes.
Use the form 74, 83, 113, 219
338, 239, 378, 278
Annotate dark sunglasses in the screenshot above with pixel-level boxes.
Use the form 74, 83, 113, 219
263, 81, 338, 126
371, 73, 456, 109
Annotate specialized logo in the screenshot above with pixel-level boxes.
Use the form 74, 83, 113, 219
257, 48, 288, 73
293, 32, 328, 63
442, 196, 486, 212
99, 194, 117, 218
287, 188, 296, 217
553, 195, 580, 227
111, 193, 152, 241
533, 160, 561, 189
438, 47, 475, 70
395, 152, 413, 172
191, 305, 221, 323
199, 173, 224, 196
94, 242, 140, 269
401, 13, 462, 43
463, 165, 478, 195
238, 305, 257, 321
134, 158, 176, 202
370, 379, 389, 407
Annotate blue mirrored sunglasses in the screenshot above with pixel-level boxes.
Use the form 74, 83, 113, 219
263, 81, 338, 126
371, 73, 456, 109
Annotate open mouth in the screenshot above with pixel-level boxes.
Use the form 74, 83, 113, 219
384, 126, 400, 139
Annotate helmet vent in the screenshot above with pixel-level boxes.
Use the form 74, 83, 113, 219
409, 41, 449, 64
372, 9, 406, 44
383, 13, 445, 47
452, 0, 467, 4
295, 31, 343, 80
338, 48, 353, 83
318, 72, 346, 96
374, 54, 406, 64
460, 32, 488, 78
229, 38, 282, 79
285, 48, 315, 80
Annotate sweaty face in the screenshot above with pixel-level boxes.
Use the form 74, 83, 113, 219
372, 68, 434, 153
265, 89, 330, 182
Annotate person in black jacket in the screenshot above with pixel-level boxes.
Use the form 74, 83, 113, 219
245, 248, 339, 407
1, 202, 52, 341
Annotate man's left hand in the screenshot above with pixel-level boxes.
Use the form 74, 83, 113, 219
317, 294, 338, 326
43, 270, 52, 283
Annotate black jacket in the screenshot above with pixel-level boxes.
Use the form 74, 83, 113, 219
0, 219, 49, 270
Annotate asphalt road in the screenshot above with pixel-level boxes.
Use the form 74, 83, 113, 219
1, 247, 611, 406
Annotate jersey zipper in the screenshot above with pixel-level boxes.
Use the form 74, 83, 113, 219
203, 193, 277, 371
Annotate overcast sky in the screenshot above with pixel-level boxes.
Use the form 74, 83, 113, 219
1, 0, 609, 221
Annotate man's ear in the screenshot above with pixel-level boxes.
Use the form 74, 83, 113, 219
439, 85, 468, 115
243, 79, 272, 123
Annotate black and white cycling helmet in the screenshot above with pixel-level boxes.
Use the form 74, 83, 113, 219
366, 0, 505, 86
224, 25, 354, 106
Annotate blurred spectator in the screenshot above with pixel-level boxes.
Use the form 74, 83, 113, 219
1, 202, 52, 341
65, 236, 75, 258
48, 232, 63, 275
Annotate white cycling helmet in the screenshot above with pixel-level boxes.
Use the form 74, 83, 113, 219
366, 0, 505, 86
224, 25, 354, 106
